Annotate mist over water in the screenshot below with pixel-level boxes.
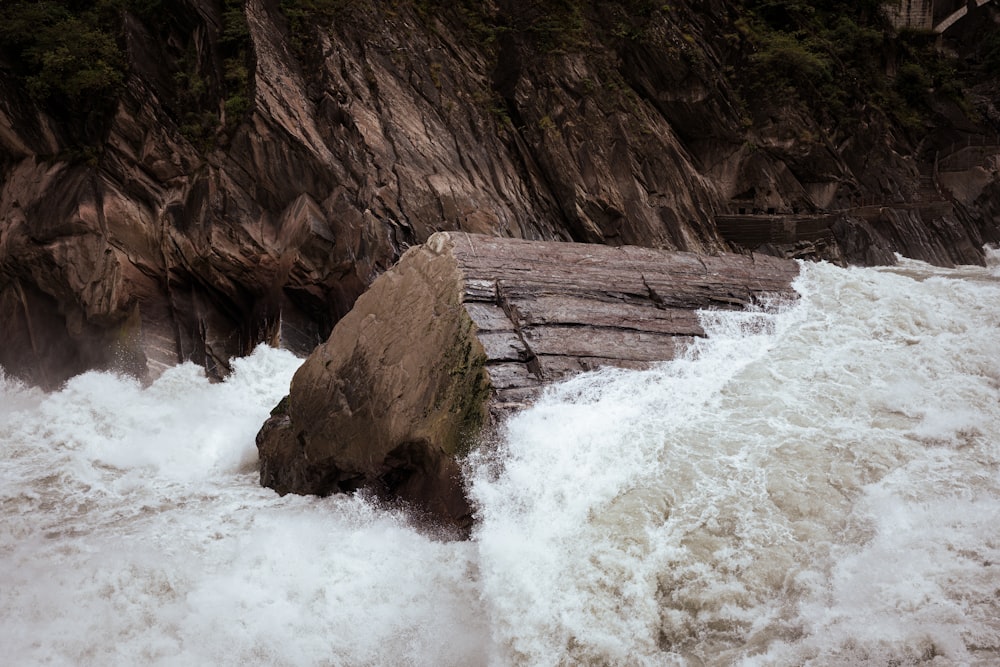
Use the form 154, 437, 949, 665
2, 254, 999, 666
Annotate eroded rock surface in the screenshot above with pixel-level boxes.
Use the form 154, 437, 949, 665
1, 1, 998, 387
256, 232, 799, 530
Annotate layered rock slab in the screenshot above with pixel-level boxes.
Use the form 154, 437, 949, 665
256, 232, 800, 530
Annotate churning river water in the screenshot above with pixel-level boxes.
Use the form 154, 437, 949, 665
2, 254, 999, 666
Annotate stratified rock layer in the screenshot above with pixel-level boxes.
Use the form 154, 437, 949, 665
256, 232, 800, 529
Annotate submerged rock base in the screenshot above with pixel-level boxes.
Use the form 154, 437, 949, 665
256, 232, 799, 530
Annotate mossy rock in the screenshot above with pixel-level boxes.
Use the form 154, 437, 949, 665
256, 232, 799, 534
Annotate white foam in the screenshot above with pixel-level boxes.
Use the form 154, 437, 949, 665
0, 345, 490, 666
984, 243, 1000, 275
2, 260, 999, 666
470, 259, 1000, 665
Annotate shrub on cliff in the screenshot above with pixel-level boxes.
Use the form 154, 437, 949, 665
0, 0, 252, 151
733, 0, 970, 134
0, 1, 125, 111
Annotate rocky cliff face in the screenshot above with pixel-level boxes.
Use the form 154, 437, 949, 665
1, 0, 998, 386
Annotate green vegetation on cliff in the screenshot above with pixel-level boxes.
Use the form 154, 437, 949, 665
276, 0, 984, 138
0, 1, 126, 117
186, 0, 253, 144
1, 0, 993, 156
734, 0, 965, 132
0, 0, 251, 150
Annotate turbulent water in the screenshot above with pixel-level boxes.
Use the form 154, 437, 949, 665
2, 254, 999, 666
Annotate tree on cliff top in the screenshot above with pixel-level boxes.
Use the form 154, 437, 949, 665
735, 0, 967, 133
0, 1, 125, 110
0, 0, 252, 152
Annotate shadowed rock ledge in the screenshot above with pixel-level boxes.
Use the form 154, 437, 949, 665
256, 232, 799, 531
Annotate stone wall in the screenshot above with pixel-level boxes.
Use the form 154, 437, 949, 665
887, 0, 935, 29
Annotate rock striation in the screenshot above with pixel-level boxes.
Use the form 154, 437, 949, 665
256, 232, 799, 529
1, 1, 998, 388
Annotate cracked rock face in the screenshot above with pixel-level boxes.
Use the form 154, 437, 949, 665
0, 0, 731, 387
255, 232, 799, 530
1, 0, 998, 388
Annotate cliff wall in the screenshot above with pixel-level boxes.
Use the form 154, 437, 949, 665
0, 0, 998, 385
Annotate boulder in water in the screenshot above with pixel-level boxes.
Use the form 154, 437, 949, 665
256, 232, 800, 530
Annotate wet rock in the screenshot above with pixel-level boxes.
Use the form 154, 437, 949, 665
256, 232, 799, 530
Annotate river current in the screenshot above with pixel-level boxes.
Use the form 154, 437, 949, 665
2, 254, 999, 666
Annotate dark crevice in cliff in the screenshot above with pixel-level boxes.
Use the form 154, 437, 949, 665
494, 283, 543, 381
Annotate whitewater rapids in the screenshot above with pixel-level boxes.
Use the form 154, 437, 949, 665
2, 254, 999, 666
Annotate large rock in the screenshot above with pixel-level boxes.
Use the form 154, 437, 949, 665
256, 232, 800, 530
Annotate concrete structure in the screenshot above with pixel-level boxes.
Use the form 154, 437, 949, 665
888, 0, 935, 30
714, 214, 839, 247
933, 0, 994, 31
886, 0, 994, 32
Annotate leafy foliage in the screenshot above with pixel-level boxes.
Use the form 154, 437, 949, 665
220, 0, 253, 133
0, 1, 126, 108
279, 0, 358, 57
0, 0, 253, 151
732, 0, 966, 132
